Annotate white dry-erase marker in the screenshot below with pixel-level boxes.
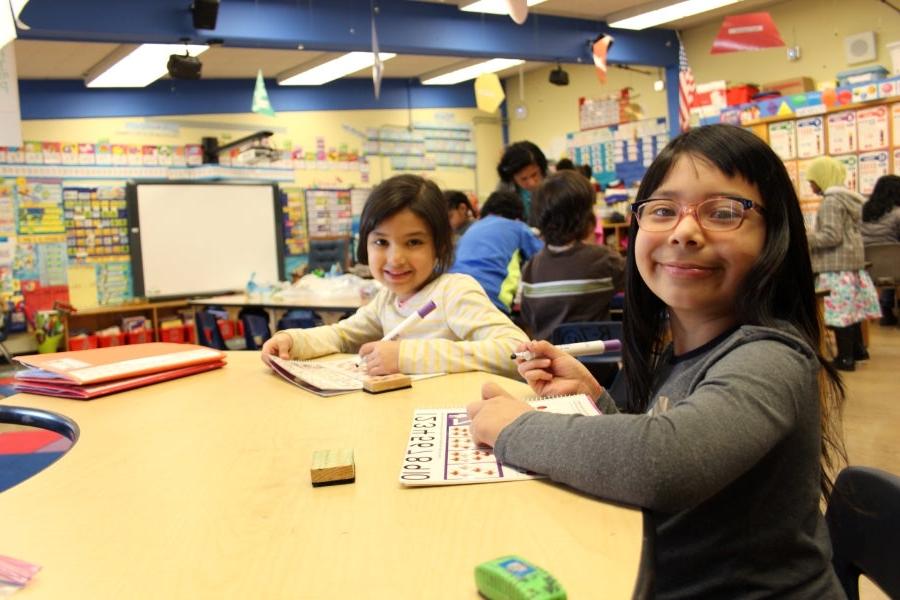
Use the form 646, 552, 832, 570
510, 339, 622, 361
358, 300, 438, 365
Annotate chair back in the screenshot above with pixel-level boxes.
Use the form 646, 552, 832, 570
865, 243, 900, 284
551, 321, 623, 359
825, 466, 900, 600
307, 237, 350, 273
276, 309, 321, 331
195, 309, 227, 350
239, 309, 271, 351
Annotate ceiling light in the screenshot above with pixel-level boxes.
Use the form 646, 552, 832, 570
607, 0, 741, 30
277, 52, 396, 86
459, 0, 547, 15
421, 58, 525, 85
85, 44, 209, 88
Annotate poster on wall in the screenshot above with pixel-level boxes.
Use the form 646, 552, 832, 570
892, 103, 900, 146
855, 106, 889, 152
768, 121, 796, 160
858, 151, 889, 195
834, 154, 859, 192
15, 180, 64, 235
796, 158, 817, 199
782, 160, 799, 194
826, 111, 856, 155
795, 117, 824, 159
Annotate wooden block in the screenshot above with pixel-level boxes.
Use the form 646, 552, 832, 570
362, 373, 412, 394
311, 448, 355, 487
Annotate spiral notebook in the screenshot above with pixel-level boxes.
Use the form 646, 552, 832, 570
399, 394, 601, 486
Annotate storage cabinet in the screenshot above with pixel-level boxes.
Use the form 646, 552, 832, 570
61, 300, 190, 349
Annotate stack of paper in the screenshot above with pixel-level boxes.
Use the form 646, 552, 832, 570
13, 343, 226, 400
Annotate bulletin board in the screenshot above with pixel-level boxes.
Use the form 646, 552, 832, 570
128, 182, 285, 299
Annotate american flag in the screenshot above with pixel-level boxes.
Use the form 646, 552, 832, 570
678, 39, 695, 131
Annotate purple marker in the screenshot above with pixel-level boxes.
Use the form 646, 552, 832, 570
511, 339, 622, 361
381, 299, 437, 341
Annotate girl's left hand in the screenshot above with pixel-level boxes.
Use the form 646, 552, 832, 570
358, 341, 400, 375
467, 382, 534, 447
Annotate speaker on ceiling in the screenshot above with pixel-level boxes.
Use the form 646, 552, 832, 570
191, 0, 220, 30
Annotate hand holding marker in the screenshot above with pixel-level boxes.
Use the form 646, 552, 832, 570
358, 300, 437, 366
510, 339, 622, 361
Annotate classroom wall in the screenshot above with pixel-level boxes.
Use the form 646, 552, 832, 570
680, 0, 900, 89
503, 63, 670, 162
20, 106, 503, 200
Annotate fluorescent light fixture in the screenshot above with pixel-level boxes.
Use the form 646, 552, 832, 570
459, 0, 547, 15
277, 52, 396, 86
85, 43, 209, 88
421, 58, 525, 85
607, 0, 741, 30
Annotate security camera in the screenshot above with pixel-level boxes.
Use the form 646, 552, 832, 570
167, 53, 203, 80
549, 64, 569, 86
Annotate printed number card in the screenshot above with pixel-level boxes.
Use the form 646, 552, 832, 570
399, 395, 600, 487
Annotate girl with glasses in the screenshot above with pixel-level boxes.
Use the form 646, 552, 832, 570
468, 124, 847, 598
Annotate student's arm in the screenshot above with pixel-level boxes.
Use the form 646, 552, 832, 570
281, 294, 385, 359
492, 339, 810, 512
807, 195, 843, 249
520, 224, 544, 260
397, 276, 529, 378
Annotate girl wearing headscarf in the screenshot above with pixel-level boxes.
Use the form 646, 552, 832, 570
807, 156, 881, 371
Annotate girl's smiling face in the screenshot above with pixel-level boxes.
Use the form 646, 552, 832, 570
634, 154, 766, 327
366, 208, 437, 301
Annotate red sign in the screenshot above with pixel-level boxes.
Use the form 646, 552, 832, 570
711, 12, 784, 54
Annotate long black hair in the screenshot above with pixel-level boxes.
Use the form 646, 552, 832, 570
862, 174, 900, 222
622, 124, 845, 498
497, 141, 548, 184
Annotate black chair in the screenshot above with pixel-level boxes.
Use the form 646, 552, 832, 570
307, 237, 350, 273
825, 466, 900, 600
238, 308, 271, 351
551, 321, 622, 388
195, 309, 227, 350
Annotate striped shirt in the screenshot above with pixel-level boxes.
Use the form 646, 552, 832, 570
521, 243, 625, 341
279, 273, 528, 378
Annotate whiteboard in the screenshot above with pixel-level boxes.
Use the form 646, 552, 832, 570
128, 183, 284, 299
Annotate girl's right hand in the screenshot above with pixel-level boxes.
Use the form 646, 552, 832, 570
517, 340, 603, 399
261, 332, 293, 360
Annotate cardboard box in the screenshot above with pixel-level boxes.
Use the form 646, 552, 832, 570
761, 77, 815, 96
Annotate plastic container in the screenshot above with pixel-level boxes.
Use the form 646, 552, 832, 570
837, 66, 889, 87
97, 332, 127, 347
159, 325, 186, 343
37, 334, 63, 354
726, 84, 759, 105
68, 334, 98, 351
127, 328, 153, 344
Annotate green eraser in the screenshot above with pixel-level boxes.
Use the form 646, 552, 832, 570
474, 555, 566, 600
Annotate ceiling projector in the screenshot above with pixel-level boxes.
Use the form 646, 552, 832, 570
167, 53, 203, 80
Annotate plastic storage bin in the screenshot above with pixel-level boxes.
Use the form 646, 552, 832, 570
727, 84, 759, 105
68, 334, 98, 351
97, 332, 127, 347
159, 325, 186, 343
127, 328, 153, 344
837, 66, 889, 87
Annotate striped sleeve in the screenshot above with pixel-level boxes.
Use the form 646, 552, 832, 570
397, 275, 528, 378
282, 293, 386, 359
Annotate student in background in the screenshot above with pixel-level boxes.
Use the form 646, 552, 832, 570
451, 191, 543, 314
520, 170, 625, 341
445, 190, 476, 242
496, 140, 548, 227
554, 157, 576, 171
468, 124, 847, 598
807, 156, 881, 370
860, 174, 900, 326
262, 174, 528, 378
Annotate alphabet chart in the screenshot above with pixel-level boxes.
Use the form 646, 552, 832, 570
399, 394, 600, 486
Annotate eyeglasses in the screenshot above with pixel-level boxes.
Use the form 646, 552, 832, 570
631, 196, 765, 232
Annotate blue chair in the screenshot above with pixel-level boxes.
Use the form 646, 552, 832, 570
307, 237, 350, 273
239, 309, 271, 350
551, 321, 622, 388
276, 309, 321, 331
195, 309, 227, 350
826, 466, 900, 600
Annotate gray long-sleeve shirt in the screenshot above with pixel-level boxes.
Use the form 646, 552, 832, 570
494, 324, 844, 599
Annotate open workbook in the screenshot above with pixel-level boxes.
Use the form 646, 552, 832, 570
399, 394, 601, 486
263, 354, 443, 397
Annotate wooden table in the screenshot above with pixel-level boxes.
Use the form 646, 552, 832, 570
0, 353, 645, 599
